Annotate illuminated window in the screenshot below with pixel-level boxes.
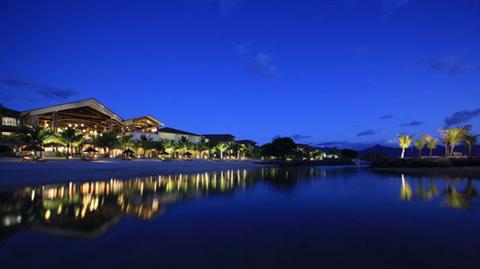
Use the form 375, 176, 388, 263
1, 117, 17, 126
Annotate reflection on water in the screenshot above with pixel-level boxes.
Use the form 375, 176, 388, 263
400, 174, 479, 209
0, 167, 330, 240
2, 167, 480, 243
3, 167, 480, 269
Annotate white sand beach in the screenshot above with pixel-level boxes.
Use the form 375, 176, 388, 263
0, 158, 265, 188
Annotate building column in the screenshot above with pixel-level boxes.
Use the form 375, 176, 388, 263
51, 112, 58, 133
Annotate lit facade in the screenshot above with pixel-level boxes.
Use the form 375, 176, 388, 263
1, 98, 214, 155
0, 106, 21, 137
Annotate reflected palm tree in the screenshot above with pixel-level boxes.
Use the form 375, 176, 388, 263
415, 179, 431, 201
465, 179, 478, 198
400, 175, 479, 209
400, 174, 413, 201
442, 185, 470, 209
413, 179, 440, 201
442, 179, 480, 210
426, 180, 440, 200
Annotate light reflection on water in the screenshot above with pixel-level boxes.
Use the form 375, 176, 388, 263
2, 167, 480, 269
0, 167, 328, 240
400, 174, 479, 209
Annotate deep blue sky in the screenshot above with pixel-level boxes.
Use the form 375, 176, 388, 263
1, 0, 479, 148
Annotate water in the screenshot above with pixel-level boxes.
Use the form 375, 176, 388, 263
1, 166, 480, 268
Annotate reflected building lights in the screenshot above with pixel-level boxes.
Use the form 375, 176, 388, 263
0, 168, 333, 240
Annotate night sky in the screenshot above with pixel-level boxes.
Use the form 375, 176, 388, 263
1, 0, 479, 149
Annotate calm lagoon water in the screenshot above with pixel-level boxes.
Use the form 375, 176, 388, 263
1, 166, 480, 268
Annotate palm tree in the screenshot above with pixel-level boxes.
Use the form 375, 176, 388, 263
413, 136, 426, 158
136, 134, 154, 157
57, 127, 83, 158
462, 127, 478, 157
118, 134, 134, 150
151, 140, 165, 156
195, 137, 210, 158
18, 125, 51, 157
215, 142, 231, 160
238, 144, 250, 159
398, 133, 413, 159
230, 142, 247, 159
94, 131, 118, 157
440, 128, 467, 156
425, 135, 439, 157
177, 136, 192, 158
162, 139, 176, 158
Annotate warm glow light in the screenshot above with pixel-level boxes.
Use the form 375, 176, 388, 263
44, 210, 51, 220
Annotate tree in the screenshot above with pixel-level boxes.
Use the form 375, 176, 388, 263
118, 134, 134, 150
309, 149, 326, 160
94, 131, 118, 157
18, 125, 51, 157
462, 126, 478, 157
271, 137, 297, 160
215, 142, 231, 159
229, 142, 247, 159
260, 138, 297, 160
425, 135, 439, 157
328, 148, 341, 159
398, 133, 413, 159
440, 128, 467, 156
151, 140, 165, 156
238, 143, 251, 159
340, 149, 358, 160
56, 127, 83, 158
162, 139, 176, 158
177, 136, 192, 158
136, 134, 154, 157
413, 136, 426, 158
195, 137, 210, 158
260, 143, 275, 159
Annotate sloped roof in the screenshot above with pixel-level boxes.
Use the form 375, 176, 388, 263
21, 98, 123, 123
158, 127, 201, 136
124, 115, 164, 127
236, 139, 257, 146
203, 134, 235, 142
0, 106, 20, 117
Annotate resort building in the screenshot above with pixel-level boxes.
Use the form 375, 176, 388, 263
124, 115, 165, 141
157, 127, 204, 143
236, 140, 257, 147
22, 99, 130, 137
0, 98, 262, 159
1, 98, 207, 154
203, 134, 235, 144
0, 106, 21, 137
0, 106, 22, 154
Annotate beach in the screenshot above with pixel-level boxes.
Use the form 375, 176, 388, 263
0, 158, 264, 188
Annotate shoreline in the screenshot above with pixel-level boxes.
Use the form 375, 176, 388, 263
370, 166, 480, 178
258, 159, 355, 167
0, 158, 266, 189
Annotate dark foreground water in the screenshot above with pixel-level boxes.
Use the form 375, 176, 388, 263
1, 166, 480, 269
